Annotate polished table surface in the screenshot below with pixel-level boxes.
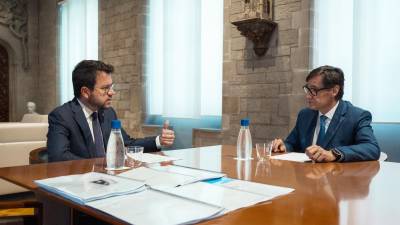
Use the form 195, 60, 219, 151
0, 145, 399, 225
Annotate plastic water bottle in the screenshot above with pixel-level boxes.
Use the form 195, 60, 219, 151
106, 120, 125, 169
236, 119, 253, 160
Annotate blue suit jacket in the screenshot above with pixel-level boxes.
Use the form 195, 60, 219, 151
47, 98, 158, 162
285, 100, 380, 162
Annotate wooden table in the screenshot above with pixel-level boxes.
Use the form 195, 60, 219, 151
0, 145, 399, 225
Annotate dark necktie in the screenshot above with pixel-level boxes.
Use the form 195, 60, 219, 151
92, 112, 105, 157
316, 115, 328, 146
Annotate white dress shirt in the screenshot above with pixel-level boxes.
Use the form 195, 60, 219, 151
77, 99, 162, 148
77, 99, 97, 142
312, 101, 340, 145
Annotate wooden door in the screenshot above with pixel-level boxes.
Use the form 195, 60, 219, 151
0, 45, 9, 122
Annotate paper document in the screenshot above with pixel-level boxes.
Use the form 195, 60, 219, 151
119, 167, 196, 188
119, 166, 225, 189
136, 153, 181, 164
35, 172, 146, 205
219, 179, 294, 198
87, 189, 224, 225
159, 182, 272, 213
271, 152, 311, 162
151, 165, 226, 182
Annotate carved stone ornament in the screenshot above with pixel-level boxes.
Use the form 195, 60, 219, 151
0, 0, 29, 69
232, 0, 277, 57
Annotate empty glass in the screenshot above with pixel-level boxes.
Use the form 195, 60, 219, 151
256, 141, 273, 161
126, 146, 144, 167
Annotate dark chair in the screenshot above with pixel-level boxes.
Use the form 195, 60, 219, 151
372, 123, 400, 162
0, 147, 48, 225
0, 192, 42, 225
29, 147, 48, 164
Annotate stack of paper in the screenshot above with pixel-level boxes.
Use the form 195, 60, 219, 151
159, 180, 294, 213
152, 165, 225, 182
218, 179, 294, 199
87, 189, 224, 225
118, 166, 225, 189
131, 153, 181, 164
35, 172, 146, 205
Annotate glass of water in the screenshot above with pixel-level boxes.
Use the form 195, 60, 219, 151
126, 146, 144, 167
256, 141, 273, 161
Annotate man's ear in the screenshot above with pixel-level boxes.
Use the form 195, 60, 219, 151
332, 85, 340, 97
80, 87, 91, 99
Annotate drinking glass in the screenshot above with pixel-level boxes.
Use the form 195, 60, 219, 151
126, 146, 144, 167
256, 141, 273, 161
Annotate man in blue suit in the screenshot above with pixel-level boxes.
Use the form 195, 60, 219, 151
47, 60, 175, 162
272, 65, 380, 162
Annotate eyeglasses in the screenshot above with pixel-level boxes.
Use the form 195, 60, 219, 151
303, 85, 331, 96
97, 84, 115, 95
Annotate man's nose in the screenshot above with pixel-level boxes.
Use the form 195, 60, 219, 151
108, 89, 115, 96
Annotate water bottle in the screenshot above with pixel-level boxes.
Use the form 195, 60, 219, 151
106, 120, 125, 169
236, 118, 253, 160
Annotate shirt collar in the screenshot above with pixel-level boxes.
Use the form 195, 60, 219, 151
319, 101, 339, 120
77, 99, 95, 120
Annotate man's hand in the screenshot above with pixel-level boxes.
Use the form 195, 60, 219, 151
305, 145, 336, 162
271, 138, 287, 153
160, 120, 175, 147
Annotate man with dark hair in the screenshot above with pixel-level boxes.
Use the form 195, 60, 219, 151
47, 60, 175, 162
272, 65, 380, 162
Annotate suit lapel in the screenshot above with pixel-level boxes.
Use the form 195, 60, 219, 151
71, 99, 96, 157
321, 100, 347, 148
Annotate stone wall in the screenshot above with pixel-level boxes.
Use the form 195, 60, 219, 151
36, 0, 58, 114
99, 0, 147, 137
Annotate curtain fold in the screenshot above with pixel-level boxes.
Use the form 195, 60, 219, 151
59, 0, 98, 104
313, 0, 400, 122
146, 0, 223, 118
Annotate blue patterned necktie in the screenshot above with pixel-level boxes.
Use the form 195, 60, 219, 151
316, 115, 328, 146
92, 112, 105, 157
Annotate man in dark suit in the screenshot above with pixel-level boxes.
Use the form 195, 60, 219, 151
47, 60, 175, 162
272, 65, 380, 162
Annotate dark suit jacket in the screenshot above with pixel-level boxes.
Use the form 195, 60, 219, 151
47, 98, 158, 162
285, 100, 380, 162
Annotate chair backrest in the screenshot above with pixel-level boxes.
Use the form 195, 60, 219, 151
379, 152, 388, 161
21, 114, 48, 123
0, 123, 48, 143
29, 147, 48, 164
372, 123, 400, 162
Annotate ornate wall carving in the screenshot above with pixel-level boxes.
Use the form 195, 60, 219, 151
0, 0, 29, 69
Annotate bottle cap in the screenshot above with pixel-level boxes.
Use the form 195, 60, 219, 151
111, 120, 121, 129
240, 118, 250, 126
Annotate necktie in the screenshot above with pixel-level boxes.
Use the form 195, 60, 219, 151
92, 112, 105, 157
316, 115, 328, 146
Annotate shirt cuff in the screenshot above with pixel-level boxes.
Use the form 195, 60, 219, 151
155, 135, 161, 149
